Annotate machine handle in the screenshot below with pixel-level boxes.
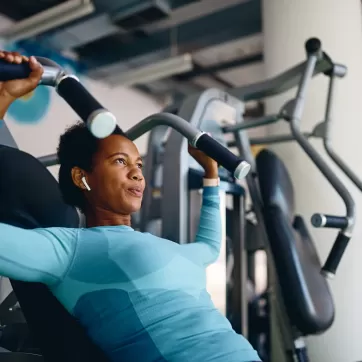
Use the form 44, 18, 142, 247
56, 76, 117, 138
321, 232, 350, 277
311, 213, 349, 229
0, 58, 117, 138
0, 59, 31, 80
194, 132, 251, 180
0, 57, 62, 86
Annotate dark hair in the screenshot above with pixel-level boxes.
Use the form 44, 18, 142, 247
57, 121, 126, 211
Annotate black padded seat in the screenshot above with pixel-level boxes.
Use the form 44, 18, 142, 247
0, 145, 108, 361
256, 148, 335, 335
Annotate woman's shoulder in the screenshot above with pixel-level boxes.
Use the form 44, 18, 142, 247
34, 226, 81, 241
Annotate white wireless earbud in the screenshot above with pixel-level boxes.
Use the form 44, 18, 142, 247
81, 177, 91, 191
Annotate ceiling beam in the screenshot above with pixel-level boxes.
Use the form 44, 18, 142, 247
186, 61, 234, 88
76, 0, 261, 69
176, 53, 263, 81
143, 0, 251, 33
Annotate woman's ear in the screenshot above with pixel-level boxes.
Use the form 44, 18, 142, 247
71, 167, 89, 191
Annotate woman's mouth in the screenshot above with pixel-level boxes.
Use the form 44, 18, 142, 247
127, 187, 143, 198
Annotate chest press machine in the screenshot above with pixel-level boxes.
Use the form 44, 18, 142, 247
0, 38, 356, 362
0, 58, 250, 361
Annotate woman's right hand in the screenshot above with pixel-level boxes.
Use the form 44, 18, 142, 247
0, 51, 43, 103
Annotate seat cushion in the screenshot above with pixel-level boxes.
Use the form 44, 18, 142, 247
0, 145, 108, 361
256, 149, 334, 335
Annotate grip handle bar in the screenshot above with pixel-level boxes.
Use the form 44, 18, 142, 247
126, 112, 251, 180
287, 39, 355, 278
0, 59, 32, 81
321, 232, 351, 278
0, 57, 116, 139
311, 213, 349, 229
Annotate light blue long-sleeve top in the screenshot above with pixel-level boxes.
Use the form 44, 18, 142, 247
0, 185, 260, 361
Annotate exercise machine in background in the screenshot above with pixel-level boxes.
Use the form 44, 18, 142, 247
242, 62, 362, 194
225, 38, 355, 361
137, 38, 356, 362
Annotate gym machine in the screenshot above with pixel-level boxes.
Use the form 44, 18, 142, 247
226, 38, 354, 361
240, 63, 362, 194
0, 56, 251, 361
137, 38, 355, 362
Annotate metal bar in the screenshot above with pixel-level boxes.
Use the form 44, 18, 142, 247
230, 55, 334, 102
126, 112, 199, 143
38, 65, 63, 87
38, 153, 58, 167
223, 114, 280, 133
139, 126, 168, 232
289, 55, 356, 234
230, 194, 248, 337
323, 73, 362, 192
227, 132, 312, 147
248, 132, 313, 146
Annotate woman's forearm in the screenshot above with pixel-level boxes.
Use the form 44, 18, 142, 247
184, 179, 222, 266
203, 165, 219, 180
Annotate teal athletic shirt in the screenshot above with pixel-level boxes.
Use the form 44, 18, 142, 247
0, 185, 261, 362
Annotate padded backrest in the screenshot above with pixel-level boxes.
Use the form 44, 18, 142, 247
0, 145, 108, 361
255, 148, 295, 220
256, 149, 334, 335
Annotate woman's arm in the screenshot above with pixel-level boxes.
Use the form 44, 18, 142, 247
183, 178, 222, 266
0, 223, 78, 285
0, 56, 75, 284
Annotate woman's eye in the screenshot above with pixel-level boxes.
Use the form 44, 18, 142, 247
137, 163, 143, 169
116, 158, 126, 165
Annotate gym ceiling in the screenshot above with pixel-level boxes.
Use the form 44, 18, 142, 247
0, 0, 264, 104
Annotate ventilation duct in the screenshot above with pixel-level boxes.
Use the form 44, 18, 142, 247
111, 0, 171, 31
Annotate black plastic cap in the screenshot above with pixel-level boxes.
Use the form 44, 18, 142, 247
305, 38, 322, 54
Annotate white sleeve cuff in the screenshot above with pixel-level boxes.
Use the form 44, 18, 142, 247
203, 178, 220, 187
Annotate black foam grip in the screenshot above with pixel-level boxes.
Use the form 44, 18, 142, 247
194, 133, 243, 174
0, 59, 31, 81
322, 232, 350, 275
323, 215, 349, 229
312, 214, 349, 229
57, 76, 105, 123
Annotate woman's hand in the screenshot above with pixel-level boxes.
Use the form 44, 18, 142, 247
188, 144, 219, 179
0, 51, 43, 111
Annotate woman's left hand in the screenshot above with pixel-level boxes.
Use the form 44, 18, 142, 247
188, 144, 219, 179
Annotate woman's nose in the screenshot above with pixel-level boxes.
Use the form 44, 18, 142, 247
131, 172, 143, 181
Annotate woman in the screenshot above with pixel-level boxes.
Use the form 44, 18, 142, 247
0, 51, 261, 362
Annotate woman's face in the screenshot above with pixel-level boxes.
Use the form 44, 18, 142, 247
84, 134, 146, 215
